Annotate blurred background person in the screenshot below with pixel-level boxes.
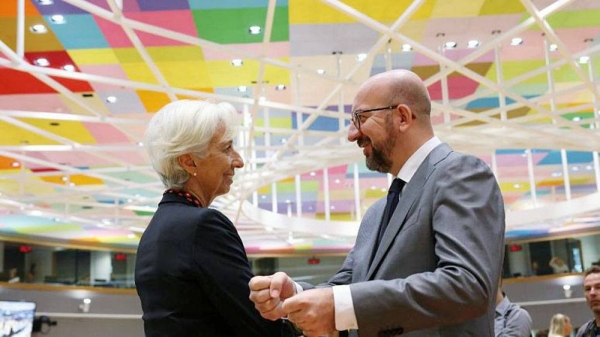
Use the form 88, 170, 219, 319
135, 100, 286, 337
576, 266, 600, 337
548, 313, 572, 337
549, 257, 570, 274
495, 277, 532, 337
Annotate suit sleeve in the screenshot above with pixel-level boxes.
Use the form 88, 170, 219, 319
350, 154, 506, 334
192, 209, 282, 337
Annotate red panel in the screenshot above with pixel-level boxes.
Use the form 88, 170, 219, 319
0, 68, 56, 94
23, 50, 93, 92
427, 75, 480, 100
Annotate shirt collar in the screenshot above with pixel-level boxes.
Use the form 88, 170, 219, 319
397, 136, 441, 183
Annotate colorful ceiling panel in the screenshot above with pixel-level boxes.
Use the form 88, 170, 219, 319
0, 0, 599, 253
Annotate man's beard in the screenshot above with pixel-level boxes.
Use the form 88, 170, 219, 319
365, 140, 392, 173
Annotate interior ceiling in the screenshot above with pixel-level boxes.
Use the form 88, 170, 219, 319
0, 0, 599, 254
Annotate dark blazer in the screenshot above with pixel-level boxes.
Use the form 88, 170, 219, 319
135, 192, 282, 337
327, 144, 506, 337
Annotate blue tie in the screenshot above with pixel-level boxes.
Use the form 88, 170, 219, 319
376, 178, 405, 245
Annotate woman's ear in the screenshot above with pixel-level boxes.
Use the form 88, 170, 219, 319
177, 154, 196, 174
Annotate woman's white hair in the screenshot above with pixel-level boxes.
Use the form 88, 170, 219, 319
144, 99, 240, 188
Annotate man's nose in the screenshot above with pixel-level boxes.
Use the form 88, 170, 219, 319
347, 122, 361, 142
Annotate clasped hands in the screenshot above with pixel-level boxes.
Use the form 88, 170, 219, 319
248, 272, 336, 337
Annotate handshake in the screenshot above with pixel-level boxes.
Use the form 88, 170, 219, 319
248, 272, 338, 337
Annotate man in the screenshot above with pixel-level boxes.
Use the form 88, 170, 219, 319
249, 69, 506, 336
495, 278, 532, 337
576, 266, 600, 337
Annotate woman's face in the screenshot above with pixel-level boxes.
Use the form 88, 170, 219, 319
191, 125, 244, 202
564, 317, 572, 336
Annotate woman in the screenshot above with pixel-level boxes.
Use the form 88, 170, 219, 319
548, 313, 572, 337
135, 100, 284, 336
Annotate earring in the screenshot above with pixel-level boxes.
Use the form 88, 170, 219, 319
193, 172, 197, 177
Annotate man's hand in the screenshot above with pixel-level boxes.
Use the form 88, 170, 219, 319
282, 288, 336, 337
248, 272, 296, 320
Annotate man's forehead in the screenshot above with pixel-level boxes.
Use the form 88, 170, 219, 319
584, 273, 600, 285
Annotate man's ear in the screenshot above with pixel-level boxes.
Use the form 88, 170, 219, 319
177, 153, 196, 174
396, 104, 414, 130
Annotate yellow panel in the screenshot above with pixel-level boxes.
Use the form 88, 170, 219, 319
315, 213, 353, 221
0, 121, 60, 145
156, 61, 212, 88
479, 0, 525, 15
146, 46, 205, 62
40, 174, 103, 186
68, 49, 120, 65
113, 48, 144, 63
430, 0, 485, 18
290, 0, 433, 24
58, 93, 112, 116
0, 171, 56, 195
20, 118, 97, 143
501, 60, 547, 83
121, 63, 159, 84
270, 117, 292, 128
137, 90, 172, 113
290, 0, 354, 24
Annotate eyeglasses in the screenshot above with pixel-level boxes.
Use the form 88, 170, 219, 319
351, 105, 398, 130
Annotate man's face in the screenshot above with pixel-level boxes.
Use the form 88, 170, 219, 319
347, 104, 395, 173
583, 272, 600, 315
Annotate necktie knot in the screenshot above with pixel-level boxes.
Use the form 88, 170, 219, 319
389, 178, 405, 194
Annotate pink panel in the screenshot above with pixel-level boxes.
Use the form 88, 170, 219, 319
427, 75, 480, 100
83, 122, 131, 144
94, 16, 132, 48
0, 93, 69, 112
203, 42, 290, 60
127, 10, 198, 47
78, 65, 129, 91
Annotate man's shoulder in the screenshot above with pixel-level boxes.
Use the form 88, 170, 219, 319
575, 319, 595, 337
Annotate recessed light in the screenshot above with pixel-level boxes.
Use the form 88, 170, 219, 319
316, 69, 325, 75
11, 162, 20, 168
549, 44, 558, 51
37, 0, 53, 4
572, 116, 581, 122
275, 84, 286, 91
106, 96, 117, 103
50, 15, 65, 23
231, 59, 243, 66
579, 56, 590, 64
401, 44, 412, 52
34, 58, 50, 66
444, 41, 457, 49
248, 26, 261, 34
356, 53, 367, 61
510, 38, 523, 46
467, 40, 480, 48
49, 122, 60, 126
237, 85, 247, 92
30, 24, 47, 33
62, 64, 75, 72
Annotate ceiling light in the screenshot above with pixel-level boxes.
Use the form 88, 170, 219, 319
258, 96, 266, 102
467, 40, 480, 48
11, 162, 20, 168
572, 116, 581, 122
231, 59, 243, 66
513, 184, 520, 188
275, 84, 286, 91
444, 41, 457, 49
62, 64, 75, 72
549, 44, 558, 51
50, 14, 65, 23
37, 0, 53, 4
237, 85, 247, 92
30, 24, 47, 33
579, 56, 590, 64
510, 38, 523, 46
316, 69, 325, 75
127, 233, 136, 239
106, 96, 117, 103
248, 26, 261, 34
34, 58, 50, 66
309, 171, 316, 176
401, 44, 412, 52
356, 53, 367, 61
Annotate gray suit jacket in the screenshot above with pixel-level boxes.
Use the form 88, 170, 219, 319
327, 143, 506, 337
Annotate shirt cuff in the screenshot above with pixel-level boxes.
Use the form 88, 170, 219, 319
293, 281, 303, 294
332, 285, 358, 330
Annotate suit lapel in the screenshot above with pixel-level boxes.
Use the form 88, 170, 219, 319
366, 144, 452, 279
354, 199, 386, 282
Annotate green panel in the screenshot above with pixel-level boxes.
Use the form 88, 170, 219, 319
277, 180, 319, 193
500, 60, 547, 83
552, 65, 584, 82
193, 7, 289, 44
479, 0, 525, 15
545, 10, 600, 28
